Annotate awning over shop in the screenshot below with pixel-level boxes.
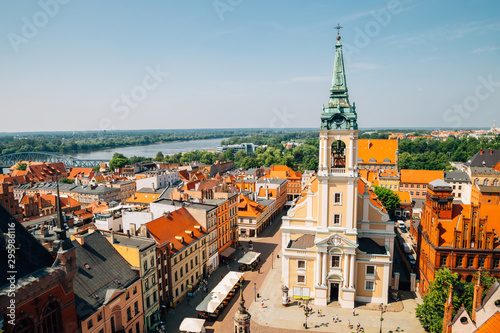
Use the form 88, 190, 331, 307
179, 318, 206, 333
238, 251, 261, 265
219, 246, 236, 258
196, 271, 244, 313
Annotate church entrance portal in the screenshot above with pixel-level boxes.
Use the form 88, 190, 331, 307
329, 283, 339, 303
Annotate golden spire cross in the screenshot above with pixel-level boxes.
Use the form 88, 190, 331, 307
335, 24, 343, 36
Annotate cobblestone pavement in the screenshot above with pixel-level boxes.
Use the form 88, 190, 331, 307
163, 211, 427, 333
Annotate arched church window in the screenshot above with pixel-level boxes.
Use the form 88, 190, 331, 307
484, 179, 489, 186
494, 179, 499, 186
40, 302, 61, 333
331, 140, 346, 169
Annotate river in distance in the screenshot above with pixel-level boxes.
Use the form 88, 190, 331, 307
68, 137, 229, 160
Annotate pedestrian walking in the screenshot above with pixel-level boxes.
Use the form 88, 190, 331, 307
347, 319, 350, 329
353, 308, 356, 317
261, 301, 264, 308
317, 309, 320, 317
335, 314, 339, 322
357, 322, 361, 332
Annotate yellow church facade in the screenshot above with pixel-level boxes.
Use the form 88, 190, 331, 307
281, 33, 395, 308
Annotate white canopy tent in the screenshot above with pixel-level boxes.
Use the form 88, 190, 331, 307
103, 204, 140, 212
238, 251, 261, 265
179, 318, 206, 333
196, 271, 244, 313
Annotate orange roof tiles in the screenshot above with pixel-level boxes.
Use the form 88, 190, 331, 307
359, 169, 378, 184
358, 139, 398, 164
40, 194, 81, 209
238, 195, 267, 218
357, 178, 387, 213
146, 208, 205, 252
68, 167, 94, 180
85, 201, 109, 213
395, 191, 411, 204
257, 188, 277, 198
126, 192, 160, 204
474, 311, 500, 333
400, 169, 444, 184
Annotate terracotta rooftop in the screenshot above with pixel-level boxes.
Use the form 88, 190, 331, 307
146, 207, 205, 253
357, 139, 398, 164
400, 169, 444, 184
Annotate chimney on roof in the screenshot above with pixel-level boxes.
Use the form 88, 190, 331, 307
74, 234, 85, 245
111, 230, 115, 244
480, 149, 484, 155
490, 149, 493, 155
163, 212, 170, 218
126, 229, 130, 238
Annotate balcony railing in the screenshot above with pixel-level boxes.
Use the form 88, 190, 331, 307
330, 168, 346, 174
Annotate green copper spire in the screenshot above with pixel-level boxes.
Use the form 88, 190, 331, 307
320, 26, 358, 130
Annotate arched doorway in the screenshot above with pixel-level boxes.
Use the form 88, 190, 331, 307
327, 274, 343, 303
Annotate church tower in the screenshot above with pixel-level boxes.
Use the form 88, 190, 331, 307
281, 27, 394, 309
314, 29, 359, 307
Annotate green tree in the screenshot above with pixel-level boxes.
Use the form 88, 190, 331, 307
234, 150, 247, 167
225, 148, 235, 161
416, 269, 497, 333
59, 178, 75, 184
93, 166, 100, 171
154, 151, 164, 161
372, 186, 400, 216
16, 162, 27, 170
109, 153, 129, 170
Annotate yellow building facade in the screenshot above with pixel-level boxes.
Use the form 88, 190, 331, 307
281, 33, 395, 308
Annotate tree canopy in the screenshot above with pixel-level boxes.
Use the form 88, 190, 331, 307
372, 186, 400, 217
416, 269, 497, 333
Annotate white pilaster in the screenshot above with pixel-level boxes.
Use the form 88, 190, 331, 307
284, 255, 289, 287
347, 180, 354, 230
322, 136, 328, 171
322, 252, 327, 286
343, 254, 349, 288
349, 254, 355, 289
316, 252, 322, 285
321, 180, 328, 229
349, 135, 354, 171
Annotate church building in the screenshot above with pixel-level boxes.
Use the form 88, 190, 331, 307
281, 31, 395, 307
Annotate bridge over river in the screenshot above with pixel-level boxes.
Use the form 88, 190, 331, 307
0, 152, 109, 169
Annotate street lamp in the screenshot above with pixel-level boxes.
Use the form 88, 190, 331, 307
254, 282, 257, 302
379, 303, 387, 333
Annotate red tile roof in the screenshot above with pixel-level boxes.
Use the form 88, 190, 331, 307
400, 169, 444, 184
146, 208, 205, 252
358, 139, 398, 164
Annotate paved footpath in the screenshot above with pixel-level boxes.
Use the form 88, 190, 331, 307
164, 211, 427, 333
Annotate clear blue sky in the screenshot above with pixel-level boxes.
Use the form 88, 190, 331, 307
1, 0, 499, 132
